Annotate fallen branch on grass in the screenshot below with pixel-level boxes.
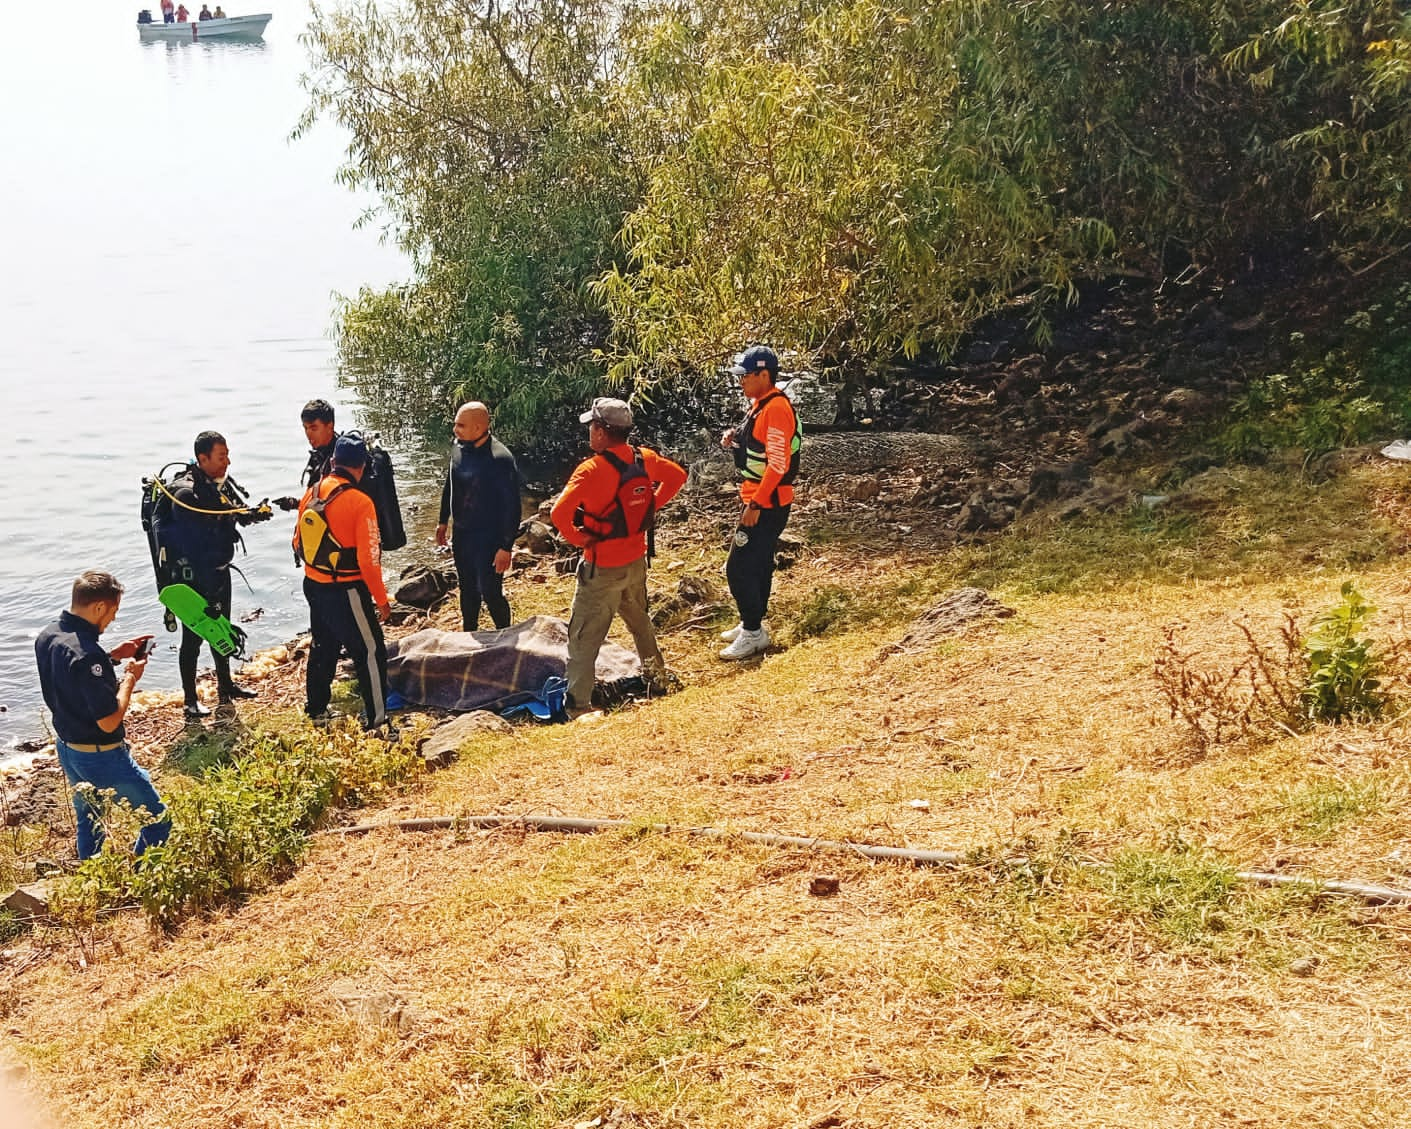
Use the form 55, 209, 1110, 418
322, 813, 1411, 906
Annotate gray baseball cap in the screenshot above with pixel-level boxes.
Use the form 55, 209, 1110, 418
579, 397, 634, 429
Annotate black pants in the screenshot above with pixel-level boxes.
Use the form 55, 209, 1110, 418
303, 576, 388, 727
452, 536, 511, 631
179, 568, 235, 703
725, 504, 790, 632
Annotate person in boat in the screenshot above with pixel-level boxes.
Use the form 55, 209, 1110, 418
175, 2, 189, 20
213, 4, 225, 15
198, 4, 212, 18
160, 0, 174, 21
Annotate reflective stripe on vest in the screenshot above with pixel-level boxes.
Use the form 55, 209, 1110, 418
735, 390, 801, 486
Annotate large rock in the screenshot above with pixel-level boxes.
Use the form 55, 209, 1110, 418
3, 881, 53, 919
802, 432, 970, 478
884, 588, 1016, 655
521, 519, 558, 556
394, 565, 458, 609
418, 712, 514, 767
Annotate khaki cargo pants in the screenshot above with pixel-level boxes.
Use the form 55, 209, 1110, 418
566, 554, 665, 710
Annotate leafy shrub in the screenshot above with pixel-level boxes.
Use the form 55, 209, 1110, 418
1302, 582, 1384, 723
1218, 284, 1411, 460
1155, 582, 1402, 750
51, 722, 423, 931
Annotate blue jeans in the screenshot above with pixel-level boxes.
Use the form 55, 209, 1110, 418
55, 739, 170, 860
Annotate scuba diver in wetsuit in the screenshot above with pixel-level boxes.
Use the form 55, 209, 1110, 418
161, 430, 272, 718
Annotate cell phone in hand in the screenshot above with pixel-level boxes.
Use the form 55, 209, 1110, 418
134, 637, 157, 660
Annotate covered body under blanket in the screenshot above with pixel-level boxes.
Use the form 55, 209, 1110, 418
386, 615, 641, 712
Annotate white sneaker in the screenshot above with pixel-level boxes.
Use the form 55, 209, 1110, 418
719, 626, 770, 660
720, 621, 767, 642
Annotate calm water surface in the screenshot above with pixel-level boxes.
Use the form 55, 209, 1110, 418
0, 0, 433, 750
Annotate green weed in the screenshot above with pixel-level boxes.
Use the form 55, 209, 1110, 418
1100, 845, 1238, 949
1302, 581, 1385, 723
1216, 284, 1411, 460
50, 719, 424, 931
1269, 777, 1386, 841
791, 585, 857, 638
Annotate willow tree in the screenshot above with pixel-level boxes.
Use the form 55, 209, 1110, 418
595, 0, 1115, 393
595, 0, 1411, 391
301, 0, 643, 442
1224, 0, 1411, 255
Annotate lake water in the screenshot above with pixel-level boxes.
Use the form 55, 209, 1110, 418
0, 0, 431, 750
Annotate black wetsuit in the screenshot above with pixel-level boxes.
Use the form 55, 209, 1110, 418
163, 466, 260, 704
302, 439, 338, 492
438, 435, 521, 630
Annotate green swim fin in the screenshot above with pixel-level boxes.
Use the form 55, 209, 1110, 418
158, 583, 248, 659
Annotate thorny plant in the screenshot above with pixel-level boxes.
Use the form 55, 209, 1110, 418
1155, 585, 1409, 751
1154, 617, 1306, 752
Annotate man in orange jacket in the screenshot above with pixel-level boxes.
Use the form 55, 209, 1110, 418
550, 398, 687, 716
295, 434, 392, 731
719, 345, 801, 660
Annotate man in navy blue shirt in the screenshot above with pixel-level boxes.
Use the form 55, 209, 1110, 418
435, 401, 522, 631
34, 571, 169, 860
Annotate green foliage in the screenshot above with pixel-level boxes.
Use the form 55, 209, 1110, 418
302, 0, 640, 446
51, 722, 422, 931
0, 909, 27, 944
1223, 1, 1411, 246
304, 0, 1411, 433
1238, 327, 1405, 469
1218, 284, 1411, 459
1269, 776, 1386, 840
1102, 843, 1238, 948
1155, 581, 1398, 749
791, 584, 857, 639
1302, 581, 1385, 723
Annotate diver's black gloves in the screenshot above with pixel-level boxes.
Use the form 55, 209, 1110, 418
273, 496, 300, 512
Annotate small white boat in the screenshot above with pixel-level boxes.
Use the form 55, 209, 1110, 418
137, 13, 272, 40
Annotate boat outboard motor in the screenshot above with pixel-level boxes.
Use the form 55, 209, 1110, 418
137, 8, 154, 21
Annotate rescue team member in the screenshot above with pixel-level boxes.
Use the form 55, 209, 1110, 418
34, 571, 170, 860
296, 434, 392, 731
435, 401, 522, 631
550, 398, 687, 717
719, 345, 801, 660
163, 430, 271, 717
275, 398, 339, 511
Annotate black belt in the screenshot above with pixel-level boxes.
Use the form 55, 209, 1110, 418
63, 740, 125, 753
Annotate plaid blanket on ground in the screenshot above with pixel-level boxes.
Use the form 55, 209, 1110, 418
386, 615, 642, 712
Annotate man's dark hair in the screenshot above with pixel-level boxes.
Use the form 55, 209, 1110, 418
600, 423, 631, 445
301, 399, 335, 425
194, 430, 226, 458
72, 570, 124, 607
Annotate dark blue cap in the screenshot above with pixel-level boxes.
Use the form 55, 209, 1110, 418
729, 345, 780, 376
332, 434, 367, 469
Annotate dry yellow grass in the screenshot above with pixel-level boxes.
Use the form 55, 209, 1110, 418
6, 460, 1411, 1128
